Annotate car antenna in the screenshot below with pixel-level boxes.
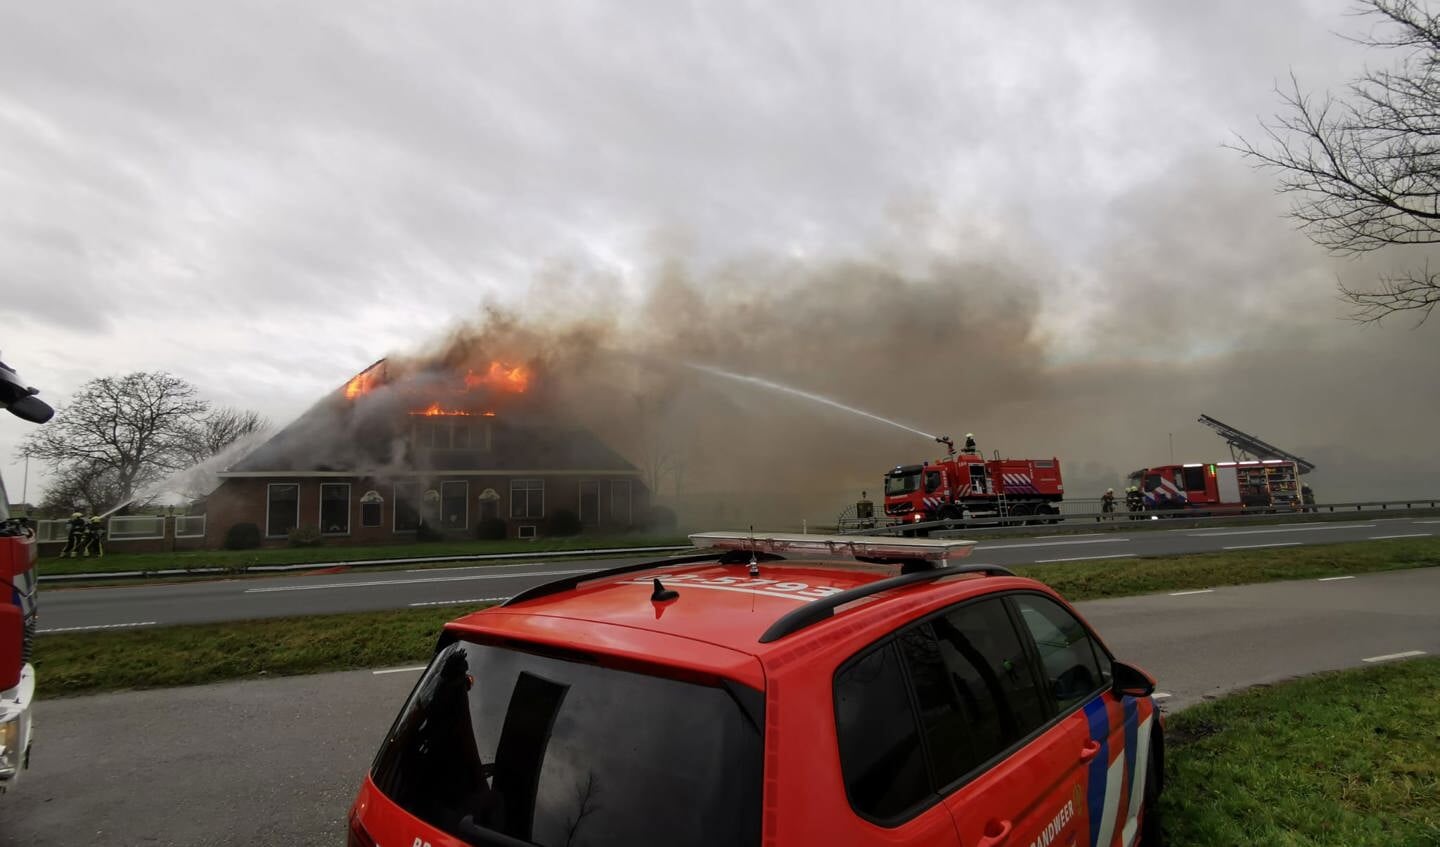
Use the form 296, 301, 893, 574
747, 524, 760, 577
651, 577, 679, 603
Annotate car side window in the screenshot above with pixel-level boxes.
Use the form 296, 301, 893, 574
834, 641, 932, 821
924, 470, 942, 493
895, 598, 1049, 789
1012, 594, 1109, 712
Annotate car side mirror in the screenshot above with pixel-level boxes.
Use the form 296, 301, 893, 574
1110, 659, 1155, 699
0, 604, 22, 691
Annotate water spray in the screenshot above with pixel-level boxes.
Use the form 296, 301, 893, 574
686, 363, 938, 442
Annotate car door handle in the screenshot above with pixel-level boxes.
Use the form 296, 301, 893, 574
1079, 740, 1101, 762
976, 818, 1013, 847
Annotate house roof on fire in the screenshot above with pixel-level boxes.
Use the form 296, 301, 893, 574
219, 359, 641, 477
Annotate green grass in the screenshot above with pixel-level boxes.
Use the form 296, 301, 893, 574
1012, 537, 1440, 601
38, 534, 691, 577
1161, 657, 1440, 846
34, 540, 1440, 697
36, 605, 489, 697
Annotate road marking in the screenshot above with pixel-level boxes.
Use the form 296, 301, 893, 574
1035, 554, 1138, 563
404, 561, 551, 573
1191, 524, 1375, 538
408, 597, 510, 607
1318, 575, 1355, 582
1370, 533, 1431, 540
1168, 589, 1214, 596
243, 568, 596, 593
39, 621, 157, 634
1036, 533, 1107, 540
1153, 692, 1172, 700
372, 666, 428, 675
978, 538, 1130, 551
1222, 542, 1302, 550
1362, 650, 1426, 664
1412, 520, 1440, 524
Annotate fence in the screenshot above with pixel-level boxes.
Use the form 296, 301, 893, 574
174, 515, 207, 539
107, 515, 165, 540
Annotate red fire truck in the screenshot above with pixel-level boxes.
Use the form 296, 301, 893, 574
1129, 460, 1305, 513
883, 436, 1064, 525
0, 358, 51, 792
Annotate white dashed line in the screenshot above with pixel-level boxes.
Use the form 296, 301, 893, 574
244, 568, 595, 593
39, 621, 157, 634
1222, 542, 1302, 550
404, 562, 550, 573
1412, 520, 1440, 524
978, 538, 1131, 551
1034, 554, 1138, 563
1035, 533, 1107, 540
407, 597, 510, 607
1168, 589, 1214, 596
372, 666, 428, 675
1318, 575, 1355, 582
1153, 692, 1172, 700
1370, 533, 1431, 540
1362, 650, 1426, 664
1191, 524, 1375, 538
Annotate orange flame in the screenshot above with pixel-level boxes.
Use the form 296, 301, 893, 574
411, 403, 473, 417
464, 361, 530, 394
344, 369, 380, 400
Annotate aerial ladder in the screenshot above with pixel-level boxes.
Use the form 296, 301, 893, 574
1197, 414, 1316, 475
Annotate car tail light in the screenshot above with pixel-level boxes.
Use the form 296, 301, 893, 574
347, 812, 377, 847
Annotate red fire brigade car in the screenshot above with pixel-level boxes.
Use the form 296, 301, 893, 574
349, 532, 1164, 847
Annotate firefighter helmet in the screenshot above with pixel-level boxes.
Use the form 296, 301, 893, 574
90, 516, 102, 524
71, 511, 82, 519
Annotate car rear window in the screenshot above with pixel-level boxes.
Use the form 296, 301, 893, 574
370, 638, 762, 846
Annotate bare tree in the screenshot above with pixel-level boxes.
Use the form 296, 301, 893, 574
36, 464, 127, 516
180, 407, 268, 466
1233, 0, 1440, 322
19, 372, 207, 511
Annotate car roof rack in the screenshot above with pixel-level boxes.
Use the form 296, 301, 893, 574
757, 563, 1015, 644
689, 531, 976, 567
500, 551, 721, 607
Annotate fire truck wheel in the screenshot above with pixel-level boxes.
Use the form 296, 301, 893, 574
939, 506, 961, 523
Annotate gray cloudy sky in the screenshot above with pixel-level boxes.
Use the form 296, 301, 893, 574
1, 0, 1434, 508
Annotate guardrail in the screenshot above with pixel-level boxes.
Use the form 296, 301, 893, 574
841, 498, 1440, 537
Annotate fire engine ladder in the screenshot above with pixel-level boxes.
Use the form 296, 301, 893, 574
992, 450, 1011, 520
1197, 414, 1316, 475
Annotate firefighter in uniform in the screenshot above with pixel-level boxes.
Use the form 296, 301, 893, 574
963, 433, 977, 454
61, 511, 86, 558
1101, 488, 1116, 519
1126, 485, 1144, 518
82, 516, 106, 558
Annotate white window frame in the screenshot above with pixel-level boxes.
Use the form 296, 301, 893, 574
265, 482, 301, 539
360, 490, 384, 528
440, 480, 469, 530
393, 482, 420, 534
318, 482, 352, 536
578, 480, 601, 526
510, 478, 545, 519
610, 479, 632, 526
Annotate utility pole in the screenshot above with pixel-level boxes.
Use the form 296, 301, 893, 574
20, 456, 28, 508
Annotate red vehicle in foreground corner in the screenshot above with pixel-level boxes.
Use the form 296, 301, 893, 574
349, 532, 1164, 847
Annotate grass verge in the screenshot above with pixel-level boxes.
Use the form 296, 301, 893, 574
35, 540, 1440, 697
1161, 657, 1440, 846
1012, 536, 1440, 601
36, 605, 490, 697
38, 534, 690, 577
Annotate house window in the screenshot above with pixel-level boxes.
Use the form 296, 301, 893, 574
320, 483, 351, 535
416, 419, 492, 451
360, 490, 384, 528
511, 479, 544, 519
394, 482, 420, 532
579, 481, 601, 526
266, 483, 300, 538
610, 480, 632, 526
441, 481, 468, 530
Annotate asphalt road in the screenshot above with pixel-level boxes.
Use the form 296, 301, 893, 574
3, 567, 1435, 847
37, 516, 1440, 631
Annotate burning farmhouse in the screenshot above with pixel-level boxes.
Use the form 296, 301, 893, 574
203, 358, 648, 546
